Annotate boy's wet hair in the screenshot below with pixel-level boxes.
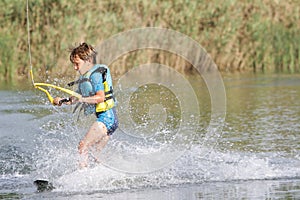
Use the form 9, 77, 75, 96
69, 42, 97, 64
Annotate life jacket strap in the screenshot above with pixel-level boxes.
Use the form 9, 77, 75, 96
68, 78, 89, 87
105, 89, 113, 96
105, 95, 114, 100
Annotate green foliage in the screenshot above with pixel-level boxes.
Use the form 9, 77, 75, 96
0, 0, 299, 82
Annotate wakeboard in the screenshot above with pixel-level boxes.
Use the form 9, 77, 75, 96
33, 179, 55, 192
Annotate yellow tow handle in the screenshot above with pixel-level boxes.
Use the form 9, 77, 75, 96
30, 69, 81, 104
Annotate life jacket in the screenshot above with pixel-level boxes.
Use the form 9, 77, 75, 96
68, 64, 115, 115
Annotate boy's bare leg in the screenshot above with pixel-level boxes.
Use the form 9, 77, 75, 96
89, 134, 110, 163
78, 121, 108, 168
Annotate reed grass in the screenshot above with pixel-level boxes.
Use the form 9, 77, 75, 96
0, 0, 299, 82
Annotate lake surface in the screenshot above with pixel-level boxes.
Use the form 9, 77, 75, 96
0, 73, 299, 199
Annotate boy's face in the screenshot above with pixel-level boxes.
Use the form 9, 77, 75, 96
72, 55, 91, 75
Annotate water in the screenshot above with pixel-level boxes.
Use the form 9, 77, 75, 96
0, 73, 300, 199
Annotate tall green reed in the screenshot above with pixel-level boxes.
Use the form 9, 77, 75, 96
0, 0, 299, 82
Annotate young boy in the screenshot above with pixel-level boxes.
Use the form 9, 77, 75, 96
53, 42, 118, 168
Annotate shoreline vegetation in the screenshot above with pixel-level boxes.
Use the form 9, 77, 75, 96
0, 0, 299, 84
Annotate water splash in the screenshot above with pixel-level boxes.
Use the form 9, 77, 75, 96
47, 143, 300, 193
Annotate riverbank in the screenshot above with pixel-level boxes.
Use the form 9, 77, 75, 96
0, 0, 299, 82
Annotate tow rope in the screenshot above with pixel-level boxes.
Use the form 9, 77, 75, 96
26, 0, 81, 104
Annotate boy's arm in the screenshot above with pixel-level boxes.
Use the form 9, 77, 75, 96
79, 90, 105, 104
